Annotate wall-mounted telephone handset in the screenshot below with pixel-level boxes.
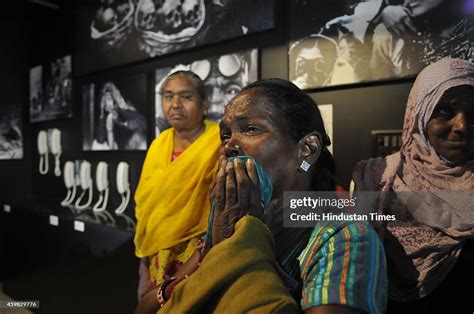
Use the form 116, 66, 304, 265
37, 130, 49, 175
116, 162, 130, 195
93, 161, 109, 212
115, 162, 131, 214
50, 128, 62, 177
114, 161, 135, 229
75, 160, 93, 210
61, 161, 76, 206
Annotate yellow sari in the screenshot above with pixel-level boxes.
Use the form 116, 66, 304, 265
134, 120, 220, 283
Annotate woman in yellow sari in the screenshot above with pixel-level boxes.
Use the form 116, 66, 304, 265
134, 71, 220, 301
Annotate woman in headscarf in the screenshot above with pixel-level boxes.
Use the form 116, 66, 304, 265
134, 71, 220, 301
353, 58, 474, 313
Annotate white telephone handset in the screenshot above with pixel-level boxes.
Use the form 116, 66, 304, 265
93, 161, 109, 212
116, 162, 130, 194
61, 161, 77, 206
37, 130, 49, 174
75, 160, 93, 210
64, 161, 75, 188
96, 162, 109, 192
80, 161, 92, 190
115, 162, 130, 214
50, 128, 62, 177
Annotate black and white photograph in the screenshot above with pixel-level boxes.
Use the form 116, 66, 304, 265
0, 105, 23, 160
82, 74, 147, 151
154, 48, 258, 136
75, 0, 273, 74
29, 55, 73, 122
289, 0, 473, 89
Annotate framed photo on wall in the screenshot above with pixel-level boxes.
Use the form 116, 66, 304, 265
289, 0, 473, 89
75, 0, 273, 74
82, 73, 147, 151
0, 105, 23, 160
29, 55, 73, 122
154, 48, 258, 136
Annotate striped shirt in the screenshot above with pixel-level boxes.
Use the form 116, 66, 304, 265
298, 221, 387, 313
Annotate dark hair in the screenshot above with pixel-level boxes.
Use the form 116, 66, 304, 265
161, 70, 207, 101
241, 78, 336, 191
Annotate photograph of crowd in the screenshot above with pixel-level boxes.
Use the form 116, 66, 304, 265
154, 49, 258, 136
0, 105, 23, 160
29, 55, 73, 122
82, 74, 147, 151
289, 0, 473, 89
75, 0, 273, 74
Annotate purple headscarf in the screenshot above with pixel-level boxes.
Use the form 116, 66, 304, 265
353, 58, 474, 301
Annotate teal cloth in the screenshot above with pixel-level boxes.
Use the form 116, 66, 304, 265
205, 156, 273, 246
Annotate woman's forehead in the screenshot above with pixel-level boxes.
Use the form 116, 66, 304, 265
225, 91, 270, 118
435, 85, 474, 112
163, 75, 194, 90
440, 84, 474, 101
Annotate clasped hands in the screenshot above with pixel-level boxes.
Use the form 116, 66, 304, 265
209, 156, 264, 247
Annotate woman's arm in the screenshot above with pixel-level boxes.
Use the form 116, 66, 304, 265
158, 216, 300, 314
300, 222, 387, 314
135, 286, 160, 314
135, 248, 205, 313
137, 257, 150, 301
305, 305, 365, 314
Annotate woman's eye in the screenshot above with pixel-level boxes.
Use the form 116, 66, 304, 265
440, 108, 453, 116
162, 93, 173, 101
433, 105, 454, 119
180, 93, 193, 101
220, 132, 230, 143
243, 125, 260, 134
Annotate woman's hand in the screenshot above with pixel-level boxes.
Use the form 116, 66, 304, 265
135, 287, 160, 314
210, 157, 263, 247
171, 246, 203, 280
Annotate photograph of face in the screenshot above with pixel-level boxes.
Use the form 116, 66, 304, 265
290, 35, 339, 89
29, 55, 72, 122
75, 0, 272, 74
289, 0, 473, 89
83, 74, 147, 151
0, 105, 23, 160
154, 49, 258, 136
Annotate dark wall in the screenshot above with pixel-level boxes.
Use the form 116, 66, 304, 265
0, 2, 30, 206
311, 83, 411, 186
25, 0, 146, 221
0, 0, 415, 312
0, 0, 415, 215
17, 0, 288, 215
0, 3, 140, 312
0, 0, 414, 247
